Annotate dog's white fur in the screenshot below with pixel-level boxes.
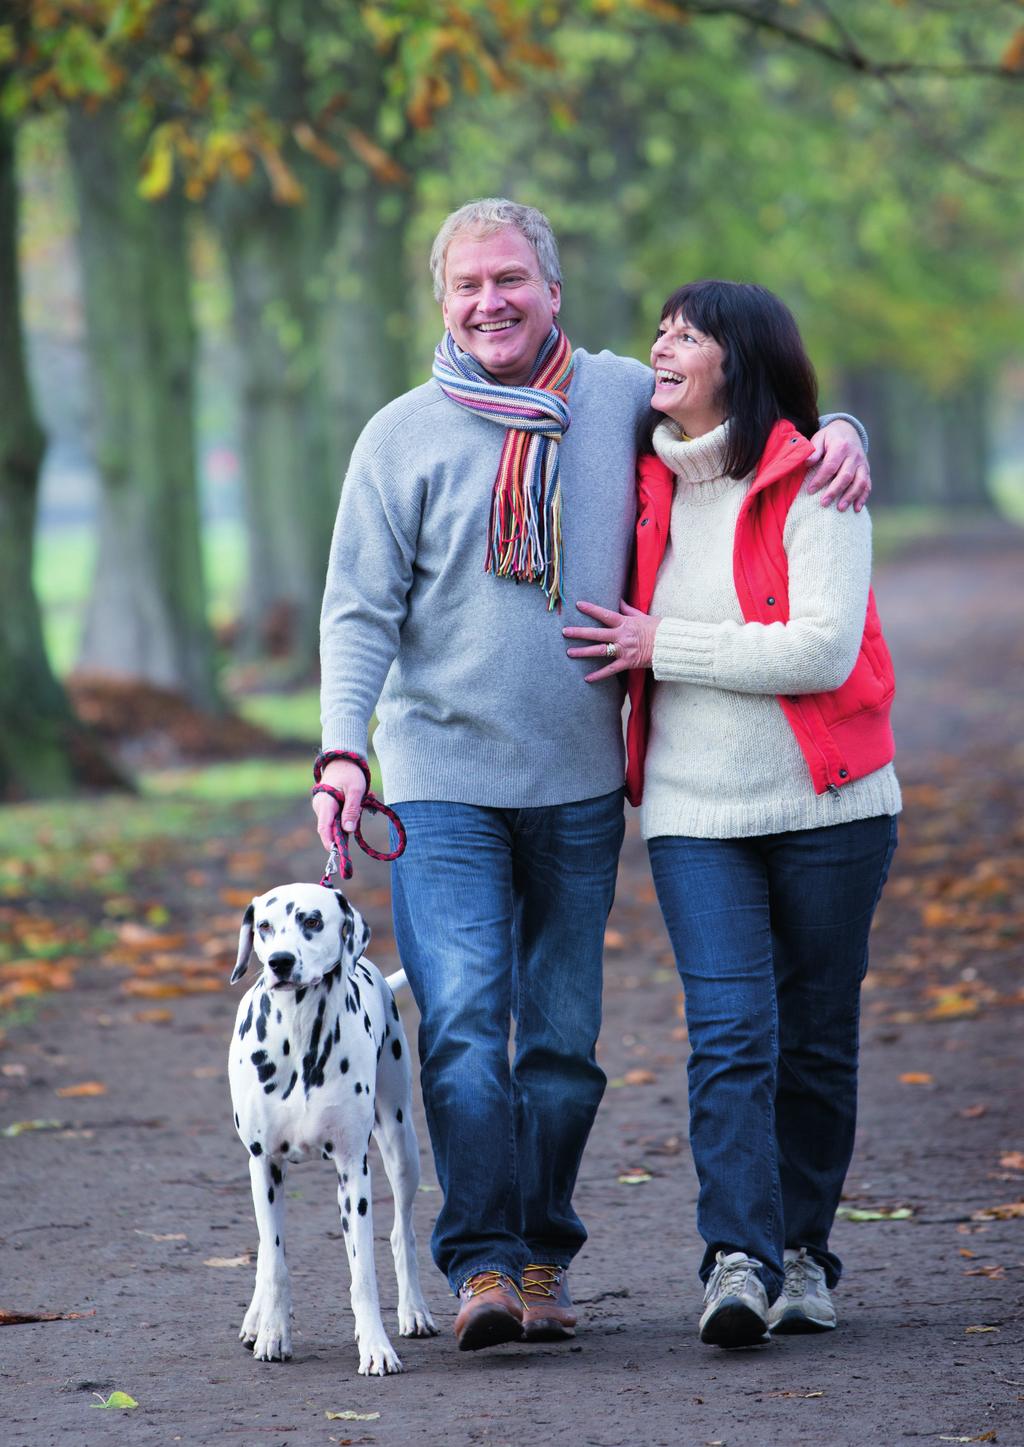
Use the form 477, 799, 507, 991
228, 882, 436, 1374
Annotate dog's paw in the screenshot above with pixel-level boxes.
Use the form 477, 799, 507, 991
398, 1301, 438, 1337
357, 1334, 403, 1376
251, 1314, 292, 1362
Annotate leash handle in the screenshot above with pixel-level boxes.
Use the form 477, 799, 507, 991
311, 782, 407, 884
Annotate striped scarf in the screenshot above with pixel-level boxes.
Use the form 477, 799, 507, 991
432, 325, 575, 612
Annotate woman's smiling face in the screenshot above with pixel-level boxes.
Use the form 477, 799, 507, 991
650, 313, 728, 437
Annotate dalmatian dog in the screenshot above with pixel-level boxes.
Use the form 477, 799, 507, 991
228, 882, 437, 1374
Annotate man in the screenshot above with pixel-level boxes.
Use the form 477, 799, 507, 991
313, 198, 869, 1352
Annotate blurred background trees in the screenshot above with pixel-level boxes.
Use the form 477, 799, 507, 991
2, 0, 1022, 798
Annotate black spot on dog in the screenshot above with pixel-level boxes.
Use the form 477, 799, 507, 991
256, 992, 272, 1042
281, 1071, 298, 1100
391, 996, 400, 1023
392, 1038, 402, 1060
282, 1038, 290, 1055
396, 1108, 403, 1124
238, 1002, 254, 1040
250, 1141, 262, 1156
301, 998, 333, 1092
275, 1235, 280, 1247
342, 1216, 349, 1233
234, 1112, 240, 1128
344, 1195, 351, 1214
285, 901, 294, 916
342, 1172, 348, 1185
270, 1163, 282, 1185
280, 1140, 289, 1153
251, 1049, 268, 1064
345, 993, 357, 1015
350, 977, 362, 1006
363, 1013, 372, 1035
276, 1009, 282, 1024
266, 896, 277, 906
263, 1081, 276, 1095
256, 1061, 277, 1083
323, 1140, 333, 1154
333, 1019, 340, 1044
339, 1057, 349, 1074
268, 1186, 275, 1204
358, 1197, 367, 1216
362, 1153, 368, 1175
294, 986, 307, 1004
354, 1082, 362, 1094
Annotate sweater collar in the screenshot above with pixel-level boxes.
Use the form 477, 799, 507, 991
652, 418, 732, 485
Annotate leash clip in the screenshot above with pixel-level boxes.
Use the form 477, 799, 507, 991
322, 843, 340, 886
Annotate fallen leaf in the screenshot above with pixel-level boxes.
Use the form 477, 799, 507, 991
999, 1152, 1024, 1171
220, 888, 255, 908
835, 1206, 913, 1222
133, 1009, 174, 1024
972, 1201, 1024, 1221
617, 1171, 652, 1185
1, 1118, 63, 1137
0, 1307, 96, 1325
204, 1254, 251, 1268
121, 978, 222, 998
325, 1410, 381, 1421
55, 1082, 107, 1098
899, 1073, 934, 1085
964, 1264, 1005, 1279
91, 1390, 138, 1409
134, 1231, 187, 1242
603, 928, 626, 950
965, 1324, 1000, 1334
623, 1068, 657, 1086
1, 1063, 26, 1077
960, 1104, 987, 1119
959, 1248, 978, 1258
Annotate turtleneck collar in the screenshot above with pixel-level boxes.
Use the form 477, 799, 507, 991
652, 418, 734, 487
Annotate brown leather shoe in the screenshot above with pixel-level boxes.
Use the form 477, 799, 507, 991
520, 1263, 577, 1342
454, 1271, 525, 1351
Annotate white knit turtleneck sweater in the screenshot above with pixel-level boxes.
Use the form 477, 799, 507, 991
641, 419, 901, 840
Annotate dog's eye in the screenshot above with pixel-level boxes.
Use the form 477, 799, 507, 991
306, 911, 323, 931
258, 921, 273, 938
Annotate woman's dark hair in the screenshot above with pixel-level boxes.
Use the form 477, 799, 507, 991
641, 280, 819, 479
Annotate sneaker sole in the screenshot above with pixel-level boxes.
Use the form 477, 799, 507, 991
700, 1300, 770, 1349
455, 1305, 524, 1352
770, 1308, 836, 1335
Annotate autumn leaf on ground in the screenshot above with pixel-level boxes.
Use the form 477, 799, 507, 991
964, 1325, 1000, 1334
899, 1073, 934, 1085
617, 1170, 652, 1185
90, 1390, 138, 1409
972, 1200, 1024, 1221
622, 1068, 657, 1086
1, 1118, 63, 1137
964, 1264, 1004, 1279
0, 1307, 96, 1326
325, 1410, 381, 1421
204, 1254, 251, 1268
835, 1206, 913, 1222
55, 1081, 106, 1098
960, 1104, 987, 1119
999, 1151, 1024, 1171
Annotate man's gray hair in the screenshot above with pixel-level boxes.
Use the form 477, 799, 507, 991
429, 198, 562, 301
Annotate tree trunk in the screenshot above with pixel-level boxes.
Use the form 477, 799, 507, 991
216, 166, 340, 668
0, 120, 125, 799
66, 104, 219, 708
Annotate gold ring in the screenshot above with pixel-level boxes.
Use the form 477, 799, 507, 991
605, 642, 618, 659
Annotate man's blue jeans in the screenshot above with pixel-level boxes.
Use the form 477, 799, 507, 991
648, 814, 897, 1302
390, 789, 625, 1293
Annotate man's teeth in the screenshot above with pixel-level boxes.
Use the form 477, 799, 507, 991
477, 320, 518, 332
657, 370, 684, 385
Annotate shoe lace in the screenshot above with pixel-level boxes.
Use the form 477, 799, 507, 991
462, 1270, 524, 1303
521, 1263, 562, 1301
715, 1255, 758, 1297
783, 1249, 811, 1298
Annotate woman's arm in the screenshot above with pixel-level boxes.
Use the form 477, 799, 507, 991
565, 494, 872, 693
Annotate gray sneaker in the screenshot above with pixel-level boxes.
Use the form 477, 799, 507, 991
769, 1247, 837, 1334
699, 1250, 770, 1348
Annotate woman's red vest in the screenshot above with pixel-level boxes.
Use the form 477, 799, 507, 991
625, 419, 896, 808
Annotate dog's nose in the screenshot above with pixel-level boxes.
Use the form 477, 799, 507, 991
268, 952, 295, 979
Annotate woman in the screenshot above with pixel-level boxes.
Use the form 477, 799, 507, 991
563, 280, 900, 1349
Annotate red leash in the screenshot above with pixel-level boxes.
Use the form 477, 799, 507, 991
311, 751, 406, 884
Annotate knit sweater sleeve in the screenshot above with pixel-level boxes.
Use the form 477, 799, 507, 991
652, 492, 873, 694
319, 428, 421, 756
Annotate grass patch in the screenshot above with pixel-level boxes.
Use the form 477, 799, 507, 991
235, 688, 320, 745
142, 757, 314, 803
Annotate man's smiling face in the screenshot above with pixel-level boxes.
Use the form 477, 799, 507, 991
441, 227, 561, 386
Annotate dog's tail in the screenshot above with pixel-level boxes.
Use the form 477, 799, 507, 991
386, 968, 408, 993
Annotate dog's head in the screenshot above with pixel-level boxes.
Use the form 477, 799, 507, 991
230, 883, 371, 991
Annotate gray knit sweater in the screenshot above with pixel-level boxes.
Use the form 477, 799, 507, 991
642, 420, 901, 840
320, 349, 652, 807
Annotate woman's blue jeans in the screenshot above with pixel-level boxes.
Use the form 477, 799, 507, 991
648, 814, 897, 1302
390, 789, 625, 1293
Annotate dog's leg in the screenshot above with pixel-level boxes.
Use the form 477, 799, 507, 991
335, 1146, 403, 1375
240, 1153, 292, 1362
373, 1026, 437, 1338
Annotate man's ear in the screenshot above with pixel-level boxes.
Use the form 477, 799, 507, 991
335, 890, 372, 962
231, 902, 255, 983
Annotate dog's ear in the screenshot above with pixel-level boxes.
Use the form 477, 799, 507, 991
231, 902, 256, 983
335, 890, 372, 962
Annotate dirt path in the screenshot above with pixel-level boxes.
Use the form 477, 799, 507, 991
3, 532, 1023, 1447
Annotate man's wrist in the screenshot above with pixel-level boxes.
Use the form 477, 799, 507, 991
818, 411, 869, 455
